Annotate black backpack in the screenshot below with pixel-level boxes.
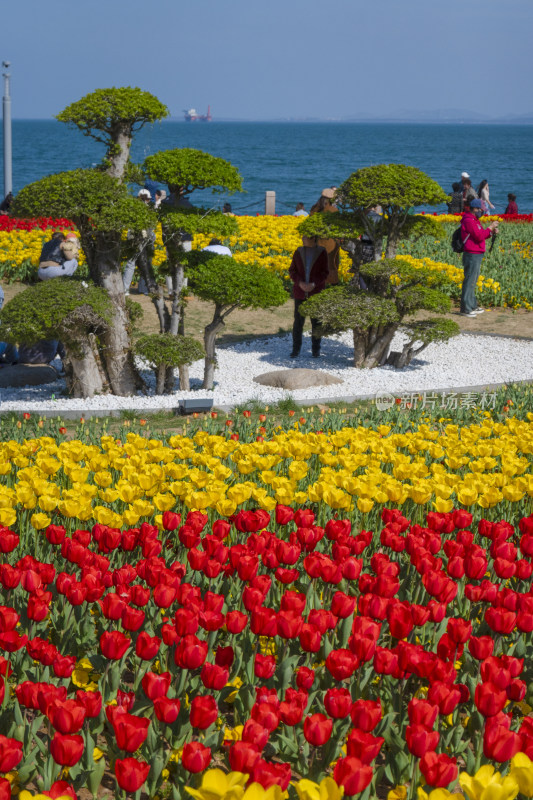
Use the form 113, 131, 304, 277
451, 227, 470, 253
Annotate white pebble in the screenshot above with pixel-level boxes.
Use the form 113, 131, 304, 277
0, 331, 531, 413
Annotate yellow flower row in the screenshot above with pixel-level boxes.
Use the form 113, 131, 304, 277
0, 228, 169, 274
0, 414, 532, 531
395, 254, 501, 293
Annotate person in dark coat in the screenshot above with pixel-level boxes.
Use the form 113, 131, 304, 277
447, 183, 464, 214
288, 236, 329, 358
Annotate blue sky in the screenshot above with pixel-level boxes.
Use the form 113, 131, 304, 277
3, 0, 532, 119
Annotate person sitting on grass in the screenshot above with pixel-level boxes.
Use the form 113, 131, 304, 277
38, 231, 79, 281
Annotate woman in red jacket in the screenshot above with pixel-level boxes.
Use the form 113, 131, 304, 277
459, 199, 498, 317
288, 236, 329, 358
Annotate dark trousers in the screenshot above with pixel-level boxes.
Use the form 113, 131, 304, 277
292, 298, 321, 355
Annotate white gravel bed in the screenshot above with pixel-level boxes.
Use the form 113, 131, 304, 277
0, 331, 531, 414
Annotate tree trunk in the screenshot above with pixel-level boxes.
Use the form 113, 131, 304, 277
385, 240, 398, 259
385, 213, 401, 259
106, 126, 132, 181
177, 301, 190, 390
137, 244, 170, 333
169, 264, 186, 336
203, 308, 224, 390
156, 364, 166, 395
63, 335, 108, 399
94, 232, 145, 396
386, 341, 428, 369
353, 330, 367, 367
362, 324, 397, 367
352, 323, 398, 368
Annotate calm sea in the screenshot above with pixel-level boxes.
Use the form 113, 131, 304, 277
2, 120, 533, 213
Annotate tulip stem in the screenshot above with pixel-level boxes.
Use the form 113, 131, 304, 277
474, 726, 484, 772
408, 758, 419, 800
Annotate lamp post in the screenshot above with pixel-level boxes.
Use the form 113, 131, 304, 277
2, 61, 12, 199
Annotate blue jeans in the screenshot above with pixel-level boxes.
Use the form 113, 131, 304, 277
38, 259, 78, 281
461, 252, 483, 313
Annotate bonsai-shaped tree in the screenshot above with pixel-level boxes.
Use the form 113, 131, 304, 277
298, 164, 455, 368
300, 259, 459, 368
10, 170, 156, 396
9, 86, 170, 398
185, 253, 287, 389
56, 87, 169, 180
142, 148, 242, 390
0, 280, 113, 397
135, 334, 204, 395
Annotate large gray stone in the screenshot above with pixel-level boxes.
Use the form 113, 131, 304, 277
253, 368, 343, 390
0, 365, 60, 388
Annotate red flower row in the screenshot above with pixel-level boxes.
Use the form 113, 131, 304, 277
0, 217, 76, 231
1, 506, 533, 798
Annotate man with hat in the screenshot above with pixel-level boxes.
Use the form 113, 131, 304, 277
459, 198, 498, 317
461, 172, 477, 206
309, 187, 340, 285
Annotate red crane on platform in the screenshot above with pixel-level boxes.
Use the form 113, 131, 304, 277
183, 105, 212, 122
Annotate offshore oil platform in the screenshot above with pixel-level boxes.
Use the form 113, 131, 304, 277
183, 106, 212, 122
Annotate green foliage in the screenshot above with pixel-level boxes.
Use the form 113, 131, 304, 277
360, 258, 453, 295
56, 87, 169, 144
298, 211, 364, 241
143, 149, 243, 195
404, 215, 446, 241
403, 317, 460, 345
160, 207, 239, 238
185, 254, 287, 310
125, 298, 144, 330
395, 285, 452, 316
301, 257, 454, 337
135, 333, 204, 368
338, 164, 448, 210
0, 280, 112, 344
300, 286, 400, 335
10, 170, 156, 233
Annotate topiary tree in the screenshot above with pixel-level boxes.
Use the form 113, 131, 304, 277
56, 87, 169, 180
10, 170, 156, 396
300, 259, 460, 368
0, 280, 113, 397
298, 164, 454, 368
299, 164, 447, 271
185, 252, 287, 389
142, 148, 242, 391
135, 333, 204, 395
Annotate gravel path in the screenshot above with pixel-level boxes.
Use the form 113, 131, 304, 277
0, 331, 531, 414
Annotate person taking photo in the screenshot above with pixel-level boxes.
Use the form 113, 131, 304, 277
459, 198, 498, 318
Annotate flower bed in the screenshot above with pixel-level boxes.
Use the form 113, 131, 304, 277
0, 406, 531, 798
1, 214, 531, 310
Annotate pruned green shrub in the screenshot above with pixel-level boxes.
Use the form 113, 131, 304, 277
11, 170, 156, 234
0, 280, 112, 348
300, 257, 457, 368
57, 87, 169, 179
135, 333, 204, 369
301, 285, 400, 336
144, 148, 242, 195
183, 253, 287, 389
135, 333, 204, 395
187, 254, 287, 310
0, 280, 114, 398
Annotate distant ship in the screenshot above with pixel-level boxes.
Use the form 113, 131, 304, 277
183, 106, 212, 122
